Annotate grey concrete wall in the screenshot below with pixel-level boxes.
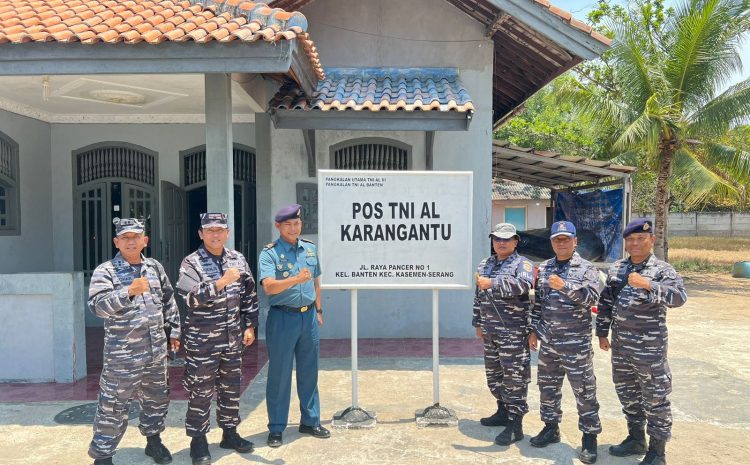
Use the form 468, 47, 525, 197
492, 199, 550, 230
259, 0, 494, 338
0, 272, 86, 382
0, 110, 53, 273
50, 123, 255, 272
635, 212, 750, 237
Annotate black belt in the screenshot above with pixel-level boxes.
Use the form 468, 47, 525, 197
272, 304, 315, 313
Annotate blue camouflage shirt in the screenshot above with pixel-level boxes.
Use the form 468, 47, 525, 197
472, 251, 534, 335
258, 237, 321, 307
596, 254, 687, 345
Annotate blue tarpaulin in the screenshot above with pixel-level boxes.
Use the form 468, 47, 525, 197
554, 188, 623, 262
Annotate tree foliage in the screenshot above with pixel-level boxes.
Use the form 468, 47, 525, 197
496, 0, 750, 259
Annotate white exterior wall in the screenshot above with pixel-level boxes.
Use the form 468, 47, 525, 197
259, 0, 493, 338
492, 199, 549, 231
0, 110, 53, 273
49, 123, 255, 271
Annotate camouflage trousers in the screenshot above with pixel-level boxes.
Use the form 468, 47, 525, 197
482, 332, 530, 417
89, 358, 169, 459
183, 348, 242, 437
538, 338, 602, 434
612, 341, 673, 441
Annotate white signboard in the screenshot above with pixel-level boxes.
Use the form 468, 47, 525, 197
318, 170, 473, 289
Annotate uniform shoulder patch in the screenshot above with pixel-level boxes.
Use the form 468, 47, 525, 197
523, 261, 532, 272
263, 242, 276, 249
299, 237, 314, 244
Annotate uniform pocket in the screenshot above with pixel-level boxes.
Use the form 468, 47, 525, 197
306, 257, 318, 266
650, 362, 672, 398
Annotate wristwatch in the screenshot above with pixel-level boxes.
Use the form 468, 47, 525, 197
316, 307, 323, 314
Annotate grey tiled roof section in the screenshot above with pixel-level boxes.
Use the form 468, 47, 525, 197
492, 179, 551, 200
269, 67, 475, 112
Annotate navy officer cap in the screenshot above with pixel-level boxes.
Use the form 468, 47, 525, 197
275, 204, 302, 222
113, 217, 145, 236
550, 220, 576, 238
200, 212, 228, 229
623, 218, 653, 237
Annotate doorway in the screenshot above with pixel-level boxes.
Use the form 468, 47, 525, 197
179, 144, 257, 277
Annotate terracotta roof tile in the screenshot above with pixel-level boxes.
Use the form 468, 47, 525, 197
271, 68, 475, 114
0, 0, 324, 78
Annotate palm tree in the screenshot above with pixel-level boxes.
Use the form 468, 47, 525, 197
563, 0, 750, 259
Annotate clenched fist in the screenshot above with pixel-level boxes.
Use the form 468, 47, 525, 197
628, 272, 651, 290
548, 274, 565, 291
128, 277, 150, 296
296, 268, 312, 283
217, 267, 241, 291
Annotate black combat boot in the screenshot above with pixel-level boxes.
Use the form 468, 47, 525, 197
494, 415, 523, 445
190, 435, 211, 465
609, 422, 647, 457
480, 401, 509, 427
638, 437, 667, 465
579, 433, 598, 464
529, 422, 560, 447
93, 459, 113, 465
220, 427, 254, 453
144, 434, 173, 464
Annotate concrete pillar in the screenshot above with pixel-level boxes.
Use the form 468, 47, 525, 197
205, 73, 235, 247
255, 111, 273, 251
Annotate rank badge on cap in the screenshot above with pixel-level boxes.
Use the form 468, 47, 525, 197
113, 217, 145, 236
550, 221, 577, 238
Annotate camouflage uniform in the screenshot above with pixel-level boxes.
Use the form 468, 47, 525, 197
596, 254, 687, 441
473, 251, 534, 418
176, 246, 258, 437
88, 253, 180, 460
531, 252, 602, 434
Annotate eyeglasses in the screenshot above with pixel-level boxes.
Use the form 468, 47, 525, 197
492, 237, 515, 243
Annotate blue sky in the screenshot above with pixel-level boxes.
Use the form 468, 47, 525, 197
553, 0, 750, 88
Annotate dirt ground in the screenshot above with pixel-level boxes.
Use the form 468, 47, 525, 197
0, 274, 748, 465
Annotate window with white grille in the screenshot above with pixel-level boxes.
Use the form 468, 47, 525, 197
0, 131, 19, 235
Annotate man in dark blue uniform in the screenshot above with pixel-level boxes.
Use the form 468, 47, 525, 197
529, 221, 602, 464
258, 204, 328, 447
473, 223, 534, 446
177, 213, 258, 465
597, 218, 687, 465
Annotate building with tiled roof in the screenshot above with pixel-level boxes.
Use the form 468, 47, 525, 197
0, 0, 610, 387
493, 179, 551, 201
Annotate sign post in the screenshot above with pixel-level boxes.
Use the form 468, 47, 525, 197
319, 170, 472, 428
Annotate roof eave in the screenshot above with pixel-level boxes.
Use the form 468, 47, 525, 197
487, 0, 609, 60
269, 108, 473, 131
0, 41, 296, 76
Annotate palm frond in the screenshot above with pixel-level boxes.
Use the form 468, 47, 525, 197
553, 79, 633, 129
666, 0, 750, 110
704, 142, 750, 185
608, 20, 662, 111
671, 147, 739, 206
688, 77, 750, 137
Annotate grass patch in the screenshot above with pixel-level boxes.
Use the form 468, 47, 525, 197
669, 236, 750, 252
672, 259, 733, 274
667, 236, 749, 274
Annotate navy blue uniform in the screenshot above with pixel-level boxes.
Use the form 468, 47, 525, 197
473, 252, 534, 418
258, 237, 321, 433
